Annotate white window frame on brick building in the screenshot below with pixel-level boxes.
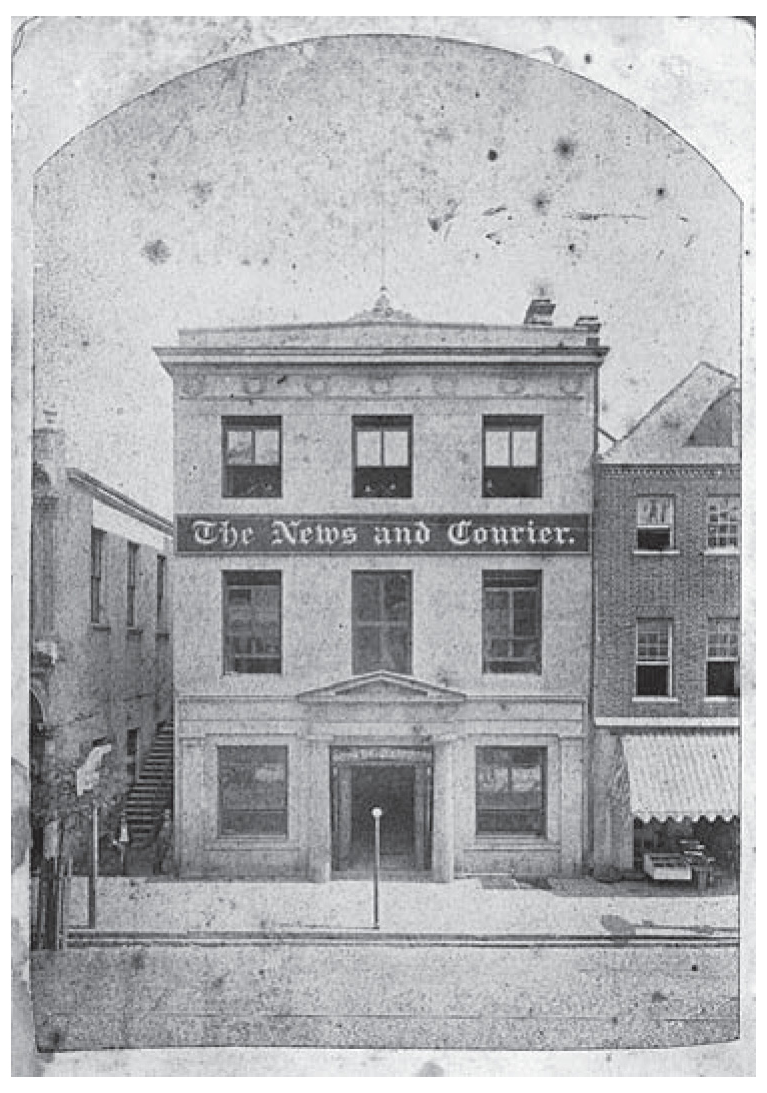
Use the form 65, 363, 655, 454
706, 618, 740, 698
636, 496, 675, 552
635, 618, 673, 698
706, 496, 740, 551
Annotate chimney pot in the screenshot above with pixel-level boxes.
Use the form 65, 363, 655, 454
524, 298, 556, 326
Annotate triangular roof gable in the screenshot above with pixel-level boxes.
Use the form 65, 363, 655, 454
601, 362, 738, 466
297, 670, 466, 704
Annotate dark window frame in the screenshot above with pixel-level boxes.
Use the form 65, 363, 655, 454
635, 618, 672, 697
482, 571, 542, 675
90, 528, 106, 624
126, 541, 139, 628
476, 746, 547, 837
156, 554, 168, 631
222, 416, 283, 499
706, 618, 740, 697
352, 415, 413, 498
222, 571, 282, 675
352, 570, 413, 675
482, 415, 543, 499
217, 744, 289, 838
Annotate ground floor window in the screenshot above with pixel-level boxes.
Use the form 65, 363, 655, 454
476, 746, 546, 836
218, 745, 288, 837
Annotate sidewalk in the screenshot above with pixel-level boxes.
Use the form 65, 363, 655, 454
64, 874, 739, 938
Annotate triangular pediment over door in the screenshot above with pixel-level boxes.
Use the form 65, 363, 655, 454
297, 670, 466, 705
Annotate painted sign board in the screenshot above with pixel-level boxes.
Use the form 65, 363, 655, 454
176, 513, 590, 554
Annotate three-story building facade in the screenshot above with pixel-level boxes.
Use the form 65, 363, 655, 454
592, 363, 741, 877
157, 294, 607, 881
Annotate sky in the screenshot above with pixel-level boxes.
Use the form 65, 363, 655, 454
14, 17, 753, 517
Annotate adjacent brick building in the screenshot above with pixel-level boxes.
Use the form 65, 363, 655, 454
592, 363, 740, 876
156, 293, 606, 881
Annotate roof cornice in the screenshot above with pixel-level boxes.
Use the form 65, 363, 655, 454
67, 468, 173, 535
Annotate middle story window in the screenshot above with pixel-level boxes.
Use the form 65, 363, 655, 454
636, 496, 674, 551
483, 571, 542, 674
223, 571, 282, 674
706, 618, 740, 697
476, 746, 547, 836
707, 496, 740, 549
222, 416, 282, 498
635, 618, 672, 697
353, 416, 412, 498
218, 745, 288, 837
483, 415, 542, 498
352, 570, 412, 675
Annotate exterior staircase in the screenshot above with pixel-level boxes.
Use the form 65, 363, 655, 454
124, 724, 174, 848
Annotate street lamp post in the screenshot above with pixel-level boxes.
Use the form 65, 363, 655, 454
371, 806, 383, 930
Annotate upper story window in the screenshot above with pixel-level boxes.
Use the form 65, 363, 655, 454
223, 417, 282, 498
483, 416, 542, 498
352, 570, 412, 674
707, 496, 740, 549
483, 571, 542, 674
706, 618, 740, 697
635, 618, 672, 697
353, 416, 412, 498
126, 542, 139, 628
223, 571, 282, 674
156, 554, 168, 631
90, 529, 106, 624
636, 496, 674, 551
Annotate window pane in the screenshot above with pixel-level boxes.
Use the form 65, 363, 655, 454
383, 574, 410, 620
637, 497, 673, 526
512, 429, 538, 468
381, 626, 410, 673
219, 746, 288, 836
485, 429, 510, 467
707, 619, 739, 659
637, 621, 669, 661
353, 627, 381, 674
254, 428, 280, 466
382, 429, 409, 467
636, 664, 669, 696
226, 429, 255, 465
356, 430, 382, 467
512, 588, 538, 637
353, 574, 382, 622
510, 764, 542, 807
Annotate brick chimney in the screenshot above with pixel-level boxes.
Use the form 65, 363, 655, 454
523, 298, 556, 326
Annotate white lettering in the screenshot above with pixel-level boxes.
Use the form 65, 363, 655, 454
271, 519, 300, 546
192, 519, 220, 547
374, 526, 392, 546
341, 526, 358, 546
447, 520, 472, 546
413, 520, 431, 547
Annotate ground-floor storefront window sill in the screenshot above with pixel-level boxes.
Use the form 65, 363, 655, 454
468, 839, 559, 852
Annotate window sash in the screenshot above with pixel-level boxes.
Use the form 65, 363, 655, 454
707, 619, 739, 660
223, 573, 282, 673
476, 747, 546, 835
218, 745, 288, 837
354, 421, 412, 468
127, 543, 138, 627
352, 571, 412, 674
223, 419, 282, 498
707, 497, 740, 548
90, 530, 105, 623
635, 620, 672, 696
484, 422, 541, 469
483, 573, 541, 673
156, 556, 167, 627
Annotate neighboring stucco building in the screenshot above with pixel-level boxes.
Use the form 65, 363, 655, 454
30, 419, 174, 865
592, 363, 741, 876
157, 293, 607, 881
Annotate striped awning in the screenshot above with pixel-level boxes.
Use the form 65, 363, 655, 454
618, 730, 739, 823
